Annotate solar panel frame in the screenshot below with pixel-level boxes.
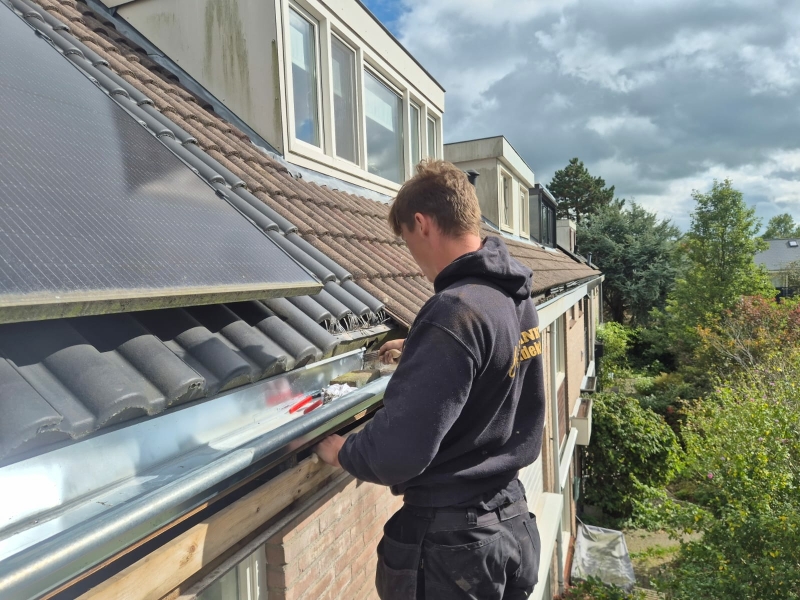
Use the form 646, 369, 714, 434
0, 8, 321, 324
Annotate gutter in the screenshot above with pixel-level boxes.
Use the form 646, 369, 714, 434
0, 351, 389, 600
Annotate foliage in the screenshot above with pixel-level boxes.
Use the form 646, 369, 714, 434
659, 352, 800, 599
761, 212, 800, 239
596, 322, 635, 387
548, 158, 616, 224
664, 179, 774, 349
778, 258, 800, 291
583, 392, 681, 523
557, 577, 646, 600
578, 203, 682, 325
694, 295, 800, 376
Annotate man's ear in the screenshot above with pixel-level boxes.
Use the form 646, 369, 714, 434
415, 212, 436, 238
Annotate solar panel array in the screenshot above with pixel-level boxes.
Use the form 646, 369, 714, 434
0, 9, 319, 322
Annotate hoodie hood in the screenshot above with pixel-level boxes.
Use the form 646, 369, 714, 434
434, 236, 533, 300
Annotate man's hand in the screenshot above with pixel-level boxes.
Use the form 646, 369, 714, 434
314, 434, 346, 468
379, 338, 405, 364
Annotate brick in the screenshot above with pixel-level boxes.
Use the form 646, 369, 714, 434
297, 527, 351, 573
333, 534, 365, 573
331, 500, 364, 540
318, 492, 357, 534
288, 567, 334, 600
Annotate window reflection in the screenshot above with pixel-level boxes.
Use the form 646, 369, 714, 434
331, 37, 357, 162
289, 9, 320, 146
364, 71, 403, 183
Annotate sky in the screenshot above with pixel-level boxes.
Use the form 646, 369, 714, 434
361, 0, 800, 231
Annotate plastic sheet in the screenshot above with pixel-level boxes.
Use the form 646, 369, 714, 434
570, 523, 636, 591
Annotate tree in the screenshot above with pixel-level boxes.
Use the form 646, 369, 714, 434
577, 203, 682, 325
762, 212, 800, 239
548, 158, 615, 224
665, 180, 774, 342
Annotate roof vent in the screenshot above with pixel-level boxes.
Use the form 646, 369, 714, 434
789, 241, 799, 248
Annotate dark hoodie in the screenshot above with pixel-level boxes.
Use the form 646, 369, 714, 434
339, 236, 546, 508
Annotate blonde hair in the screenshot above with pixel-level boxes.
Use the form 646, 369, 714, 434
388, 160, 482, 237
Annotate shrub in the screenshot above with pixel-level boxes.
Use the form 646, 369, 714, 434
583, 392, 681, 524
660, 351, 800, 599
557, 577, 646, 600
597, 322, 636, 387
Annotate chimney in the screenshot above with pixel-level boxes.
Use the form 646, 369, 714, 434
556, 219, 577, 253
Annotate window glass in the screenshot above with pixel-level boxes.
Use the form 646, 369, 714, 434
364, 70, 403, 183
427, 116, 437, 158
410, 104, 421, 169
530, 194, 541, 241
331, 37, 357, 162
502, 174, 512, 227
556, 316, 566, 374
520, 186, 529, 235
198, 568, 239, 600
289, 8, 320, 146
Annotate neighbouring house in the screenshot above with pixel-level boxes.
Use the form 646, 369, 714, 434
0, 3, 601, 600
756, 238, 800, 297
447, 137, 603, 598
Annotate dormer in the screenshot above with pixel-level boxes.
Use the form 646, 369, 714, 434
105, 0, 445, 196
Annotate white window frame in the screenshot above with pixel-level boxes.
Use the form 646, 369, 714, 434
285, 3, 325, 153
409, 101, 421, 174
499, 169, 514, 231
329, 33, 360, 165
426, 115, 438, 159
520, 184, 530, 237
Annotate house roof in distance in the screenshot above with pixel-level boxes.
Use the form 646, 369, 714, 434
756, 239, 800, 272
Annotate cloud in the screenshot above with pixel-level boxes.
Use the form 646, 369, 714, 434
384, 0, 800, 230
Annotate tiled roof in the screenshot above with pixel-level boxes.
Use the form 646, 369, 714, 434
0, 0, 390, 462
756, 239, 800, 272
16, 0, 598, 327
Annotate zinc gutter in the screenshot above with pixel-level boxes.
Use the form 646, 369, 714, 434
0, 351, 389, 600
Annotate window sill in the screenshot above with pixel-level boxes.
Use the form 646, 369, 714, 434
500, 224, 515, 234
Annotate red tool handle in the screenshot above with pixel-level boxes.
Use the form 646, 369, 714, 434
303, 399, 324, 414
288, 395, 314, 414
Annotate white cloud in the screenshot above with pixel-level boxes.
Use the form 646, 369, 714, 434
389, 0, 800, 230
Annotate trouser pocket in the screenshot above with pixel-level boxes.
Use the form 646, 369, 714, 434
422, 527, 506, 600
512, 513, 541, 592
376, 535, 423, 600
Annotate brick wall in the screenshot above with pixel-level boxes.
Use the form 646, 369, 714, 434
265, 475, 404, 600
566, 300, 586, 417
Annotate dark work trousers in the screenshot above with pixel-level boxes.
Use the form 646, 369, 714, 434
375, 498, 541, 600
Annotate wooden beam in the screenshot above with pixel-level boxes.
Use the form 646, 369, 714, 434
78, 456, 337, 600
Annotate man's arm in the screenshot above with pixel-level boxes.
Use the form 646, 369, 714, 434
335, 321, 476, 486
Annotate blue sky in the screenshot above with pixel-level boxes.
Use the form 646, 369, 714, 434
360, 0, 404, 34
362, 0, 800, 232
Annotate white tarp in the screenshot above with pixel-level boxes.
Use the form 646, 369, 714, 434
571, 523, 636, 591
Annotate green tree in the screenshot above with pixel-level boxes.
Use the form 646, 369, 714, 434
548, 158, 615, 224
762, 212, 800, 238
583, 392, 680, 522
665, 179, 774, 343
661, 351, 800, 599
578, 203, 682, 325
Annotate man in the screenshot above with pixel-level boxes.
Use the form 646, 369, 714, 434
315, 160, 545, 599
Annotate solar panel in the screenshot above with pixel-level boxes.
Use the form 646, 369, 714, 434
0, 8, 320, 323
